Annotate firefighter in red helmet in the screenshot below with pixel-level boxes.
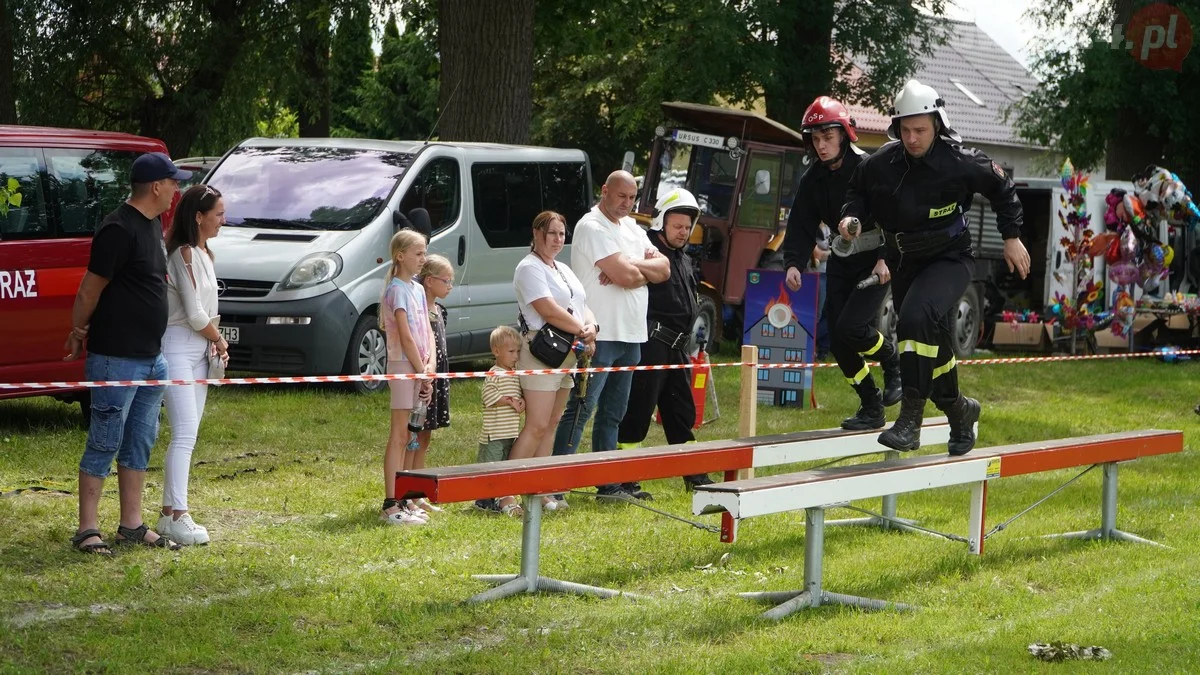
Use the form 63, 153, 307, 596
782, 95, 902, 430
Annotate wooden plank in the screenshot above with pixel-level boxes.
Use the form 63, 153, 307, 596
705, 459, 992, 519
397, 444, 756, 503
694, 429, 1183, 500
978, 430, 1183, 477
395, 404, 951, 504
749, 417, 953, 468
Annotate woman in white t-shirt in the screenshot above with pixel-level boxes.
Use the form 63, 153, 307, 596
157, 185, 229, 546
509, 212, 598, 472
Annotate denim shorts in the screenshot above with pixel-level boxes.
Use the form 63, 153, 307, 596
79, 352, 168, 477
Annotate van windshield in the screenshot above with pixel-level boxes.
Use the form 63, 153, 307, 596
208, 146, 415, 230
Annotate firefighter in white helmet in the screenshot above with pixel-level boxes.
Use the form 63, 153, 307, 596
616, 188, 713, 494
838, 79, 1032, 456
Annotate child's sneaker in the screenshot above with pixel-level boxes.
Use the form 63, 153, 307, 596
474, 498, 500, 513
156, 513, 210, 546
415, 498, 443, 513
380, 509, 427, 526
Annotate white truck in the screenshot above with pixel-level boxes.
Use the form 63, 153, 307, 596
937, 175, 1187, 354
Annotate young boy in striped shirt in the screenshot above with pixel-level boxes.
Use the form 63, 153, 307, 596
477, 326, 525, 516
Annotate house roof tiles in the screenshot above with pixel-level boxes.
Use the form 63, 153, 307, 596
846, 19, 1040, 149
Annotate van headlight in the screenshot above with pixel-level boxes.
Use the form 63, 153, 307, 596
280, 252, 343, 290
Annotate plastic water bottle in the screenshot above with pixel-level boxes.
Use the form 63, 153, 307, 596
407, 400, 427, 451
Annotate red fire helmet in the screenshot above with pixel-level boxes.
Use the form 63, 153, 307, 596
801, 96, 858, 143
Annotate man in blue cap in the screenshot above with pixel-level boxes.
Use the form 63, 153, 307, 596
66, 152, 192, 554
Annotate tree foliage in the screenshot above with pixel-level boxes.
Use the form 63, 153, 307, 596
764, 0, 949, 130
343, 13, 439, 141
1012, 0, 1200, 186
9, 0, 298, 156
532, 0, 949, 178
330, 0, 373, 135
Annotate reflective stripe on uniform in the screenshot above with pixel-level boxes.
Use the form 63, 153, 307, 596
859, 331, 885, 357
932, 355, 958, 379
898, 339, 939, 358
845, 364, 869, 385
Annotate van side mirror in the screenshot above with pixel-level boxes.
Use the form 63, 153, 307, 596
754, 169, 771, 196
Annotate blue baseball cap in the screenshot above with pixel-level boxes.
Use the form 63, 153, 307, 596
130, 152, 193, 183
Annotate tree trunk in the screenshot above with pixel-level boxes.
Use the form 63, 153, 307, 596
0, 0, 17, 124
437, 0, 533, 143
296, 0, 332, 137
764, 0, 835, 130
1104, 0, 1165, 181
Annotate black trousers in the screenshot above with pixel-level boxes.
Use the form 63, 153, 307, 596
617, 338, 696, 447
825, 267, 895, 386
891, 247, 972, 407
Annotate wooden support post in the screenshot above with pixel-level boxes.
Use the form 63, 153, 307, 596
738, 344, 758, 480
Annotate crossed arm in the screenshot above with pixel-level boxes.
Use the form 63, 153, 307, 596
595, 249, 670, 288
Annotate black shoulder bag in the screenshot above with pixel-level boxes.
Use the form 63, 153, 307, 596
519, 261, 578, 368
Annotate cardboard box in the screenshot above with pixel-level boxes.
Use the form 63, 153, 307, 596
992, 322, 1053, 350
1093, 314, 1156, 350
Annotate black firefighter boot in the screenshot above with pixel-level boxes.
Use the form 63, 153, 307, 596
939, 395, 981, 456
880, 352, 903, 407
841, 378, 886, 430
878, 395, 925, 451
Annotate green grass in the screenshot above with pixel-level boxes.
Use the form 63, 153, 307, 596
1, 354, 1199, 673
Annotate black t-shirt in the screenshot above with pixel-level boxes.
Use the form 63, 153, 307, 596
86, 203, 168, 358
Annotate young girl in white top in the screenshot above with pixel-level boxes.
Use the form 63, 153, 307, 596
379, 229, 435, 525
158, 185, 228, 546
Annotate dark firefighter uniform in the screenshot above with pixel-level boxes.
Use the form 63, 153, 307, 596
616, 224, 711, 493
842, 137, 1023, 453
782, 147, 902, 429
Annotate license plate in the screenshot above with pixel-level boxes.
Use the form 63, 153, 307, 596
219, 326, 240, 344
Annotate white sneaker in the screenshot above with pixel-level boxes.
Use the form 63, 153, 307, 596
415, 498, 443, 513
156, 513, 211, 546
404, 500, 431, 521
380, 509, 427, 526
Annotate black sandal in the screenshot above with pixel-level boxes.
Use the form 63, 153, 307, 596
71, 529, 114, 556
115, 524, 182, 550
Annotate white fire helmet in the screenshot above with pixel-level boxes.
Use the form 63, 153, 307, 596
651, 188, 701, 231
887, 79, 962, 143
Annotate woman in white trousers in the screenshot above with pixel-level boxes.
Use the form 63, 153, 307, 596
159, 184, 227, 545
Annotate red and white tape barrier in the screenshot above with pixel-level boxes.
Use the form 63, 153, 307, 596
1, 348, 1197, 391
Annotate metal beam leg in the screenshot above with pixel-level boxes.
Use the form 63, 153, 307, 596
826, 452, 921, 532
744, 507, 914, 619
968, 481, 987, 556
1045, 463, 1169, 548
468, 495, 648, 604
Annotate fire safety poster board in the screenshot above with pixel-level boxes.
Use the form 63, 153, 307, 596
742, 268, 818, 408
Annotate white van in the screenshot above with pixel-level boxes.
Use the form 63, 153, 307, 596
204, 138, 593, 392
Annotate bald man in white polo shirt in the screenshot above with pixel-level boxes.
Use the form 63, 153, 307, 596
552, 171, 671, 499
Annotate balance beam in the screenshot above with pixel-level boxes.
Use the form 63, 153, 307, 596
394, 417, 954, 604
691, 429, 1183, 618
